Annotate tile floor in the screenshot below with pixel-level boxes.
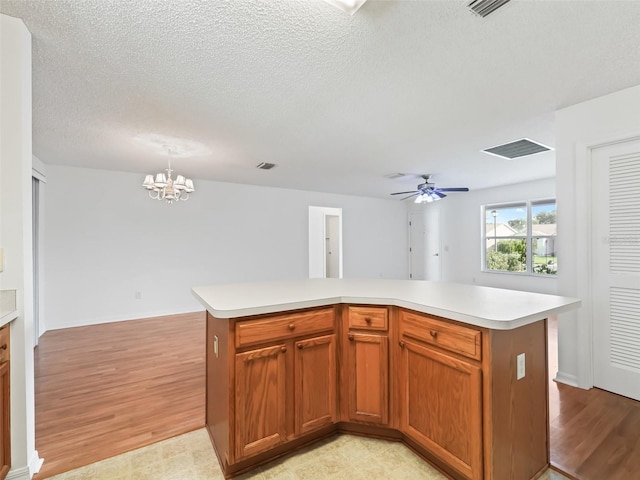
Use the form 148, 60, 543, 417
47, 428, 570, 480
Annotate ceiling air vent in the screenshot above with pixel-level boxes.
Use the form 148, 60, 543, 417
384, 173, 409, 179
256, 162, 277, 170
468, 0, 511, 17
483, 138, 552, 160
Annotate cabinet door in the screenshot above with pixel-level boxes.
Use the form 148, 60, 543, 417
346, 332, 389, 425
235, 344, 287, 460
400, 340, 482, 480
294, 334, 337, 436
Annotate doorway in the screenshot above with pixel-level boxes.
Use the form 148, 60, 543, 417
309, 206, 343, 278
409, 207, 441, 281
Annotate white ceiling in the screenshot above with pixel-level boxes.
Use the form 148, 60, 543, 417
2, 0, 640, 198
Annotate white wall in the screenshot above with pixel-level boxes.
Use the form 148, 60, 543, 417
0, 13, 42, 479
556, 83, 640, 388
435, 177, 558, 295
43, 165, 408, 329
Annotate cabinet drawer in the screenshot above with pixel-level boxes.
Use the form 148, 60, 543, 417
399, 310, 481, 361
236, 308, 335, 348
0, 326, 8, 364
347, 306, 388, 331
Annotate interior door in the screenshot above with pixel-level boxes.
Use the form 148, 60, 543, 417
424, 206, 441, 281
591, 138, 640, 401
409, 212, 425, 280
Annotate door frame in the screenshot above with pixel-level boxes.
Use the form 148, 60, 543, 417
308, 206, 343, 279
574, 132, 640, 390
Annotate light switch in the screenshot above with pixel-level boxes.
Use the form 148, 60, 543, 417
0, 248, 4, 272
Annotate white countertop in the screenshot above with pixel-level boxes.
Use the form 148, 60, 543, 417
0, 289, 17, 328
192, 278, 581, 330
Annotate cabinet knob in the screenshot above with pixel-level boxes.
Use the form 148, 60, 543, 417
365, 317, 372, 324
297, 343, 304, 349
0, 344, 6, 351
430, 330, 438, 339
280, 346, 287, 353
288, 324, 295, 331
399, 340, 405, 349
348, 334, 354, 341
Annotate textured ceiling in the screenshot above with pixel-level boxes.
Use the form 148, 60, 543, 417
2, 0, 640, 198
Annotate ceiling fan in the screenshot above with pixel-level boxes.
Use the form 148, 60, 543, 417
390, 175, 469, 203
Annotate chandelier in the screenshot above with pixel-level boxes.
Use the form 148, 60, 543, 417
142, 146, 194, 204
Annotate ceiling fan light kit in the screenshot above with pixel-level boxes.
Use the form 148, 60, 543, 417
390, 175, 469, 203
142, 145, 195, 204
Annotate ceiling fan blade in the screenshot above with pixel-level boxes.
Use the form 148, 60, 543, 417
400, 192, 420, 201
432, 190, 447, 198
390, 191, 418, 195
437, 187, 469, 192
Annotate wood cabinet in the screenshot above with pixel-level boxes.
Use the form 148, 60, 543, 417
207, 307, 337, 475
345, 306, 389, 425
400, 338, 482, 480
0, 325, 10, 480
206, 304, 549, 480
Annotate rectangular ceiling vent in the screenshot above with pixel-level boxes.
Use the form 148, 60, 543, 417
468, 0, 511, 17
256, 162, 277, 170
483, 138, 552, 160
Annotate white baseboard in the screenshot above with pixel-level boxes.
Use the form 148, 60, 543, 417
554, 371, 579, 387
5, 466, 29, 480
7, 451, 44, 480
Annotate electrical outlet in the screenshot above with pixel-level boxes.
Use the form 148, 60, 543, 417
517, 353, 526, 380
135, 291, 142, 300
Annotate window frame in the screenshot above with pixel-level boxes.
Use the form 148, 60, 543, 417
482, 198, 557, 276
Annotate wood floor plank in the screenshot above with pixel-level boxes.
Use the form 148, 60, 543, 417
33, 312, 206, 479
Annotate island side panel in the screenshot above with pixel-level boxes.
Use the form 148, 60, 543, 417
489, 319, 549, 480
206, 312, 232, 471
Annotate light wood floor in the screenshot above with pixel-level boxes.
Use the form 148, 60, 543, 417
33, 313, 640, 479
547, 319, 640, 480
33, 312, 206, 479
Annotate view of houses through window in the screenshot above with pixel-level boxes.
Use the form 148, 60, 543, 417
484, 200, 557, 275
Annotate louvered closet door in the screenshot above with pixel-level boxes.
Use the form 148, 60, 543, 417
592, 138, 640, 401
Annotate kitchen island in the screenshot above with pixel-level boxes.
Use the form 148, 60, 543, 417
192, 279, 581, 480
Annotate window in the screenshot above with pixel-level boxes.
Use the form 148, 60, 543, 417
483, 200, 557, 275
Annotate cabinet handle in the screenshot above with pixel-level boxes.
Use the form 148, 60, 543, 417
399, 340, 405, 349
288, 324, 295, 331
430, 330, 438, 339
280, 346, 287, 353
0, 344, 6, 351
348, 334, 354, 341
365, 317, 372, 324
